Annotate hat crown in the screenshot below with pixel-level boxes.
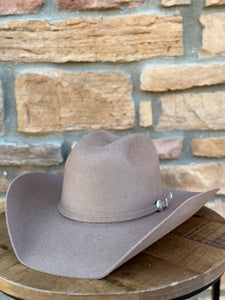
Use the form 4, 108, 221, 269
59, 131, 163, 223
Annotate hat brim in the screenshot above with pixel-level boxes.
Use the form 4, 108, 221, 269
6, 172, 218, 279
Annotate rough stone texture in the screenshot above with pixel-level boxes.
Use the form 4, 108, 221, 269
0, 81, 4, 135
192, 137, 225, 158
140, 63, 225, 92
57, 0, 145, 10
161, 163, 225, 195
200, 14, 225, 57
157, 92, 225, 131
0, 143, 63, 166
15, 71, 135, 134
0, 199, 5, 214
0, 0, 43, 15
161, 0, 191, 7
0, 175, 10, 194
139, 101, 152, 127
0, 15, 183, 62
206, 0, 225, 6
152, 139, 183, 160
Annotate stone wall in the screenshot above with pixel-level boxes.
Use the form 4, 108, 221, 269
0, 0, 225, 298
0, 0, 224, 210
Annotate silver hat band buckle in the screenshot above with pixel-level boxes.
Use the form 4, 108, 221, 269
156, 192, 173, 212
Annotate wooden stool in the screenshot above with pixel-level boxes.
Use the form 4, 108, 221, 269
1, 206, 225, 300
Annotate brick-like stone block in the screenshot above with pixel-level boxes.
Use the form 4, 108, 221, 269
139, 101, 152, 127
206, 0, 225, 6
200, 14, 225, 57
0, 0, 43, 15
0, 144, 63, 166
0, 15, 183, 62
192, 137, 225, 158
57, 0, 145, 10
0, 175, 10, 194
161, 0, 191, 6
161, 163, 225, 195
157, 92, 225, 131
140, 63, 225, 92
0, 198, 5, 214
153, 139, 183, 160
15, 71, 135, 134
0, 81, 4, 135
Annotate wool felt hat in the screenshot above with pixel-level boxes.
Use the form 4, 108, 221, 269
6, 131, 218, 279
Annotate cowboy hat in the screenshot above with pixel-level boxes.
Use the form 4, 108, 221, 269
6, 131, 218, 279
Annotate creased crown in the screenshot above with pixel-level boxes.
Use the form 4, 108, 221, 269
58, 131, 163, 223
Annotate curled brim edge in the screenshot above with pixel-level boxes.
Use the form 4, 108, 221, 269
5, 172, 219, 279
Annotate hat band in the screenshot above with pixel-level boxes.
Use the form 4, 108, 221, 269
58, 192, 173, 223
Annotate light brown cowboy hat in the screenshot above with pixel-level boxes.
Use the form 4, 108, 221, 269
6, 131, 218, 279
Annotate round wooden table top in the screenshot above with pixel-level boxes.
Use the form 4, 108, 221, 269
1, 206, 225, 300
